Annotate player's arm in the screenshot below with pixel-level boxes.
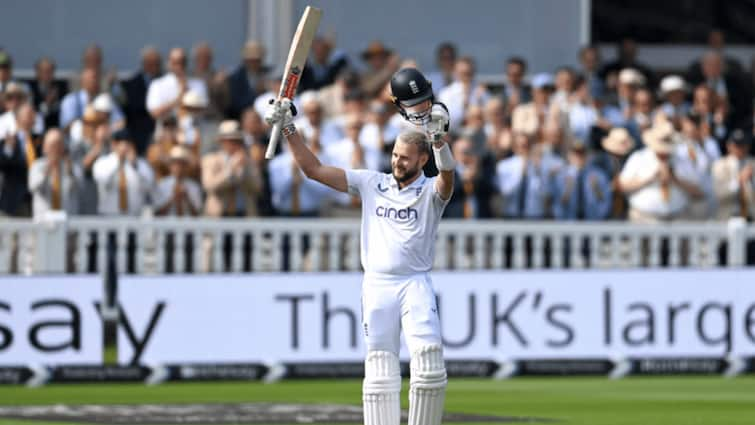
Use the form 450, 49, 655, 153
265, 99, 348, 193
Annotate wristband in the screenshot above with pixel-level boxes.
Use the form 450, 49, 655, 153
281, 123, 297, 137
433, 142, 455, 171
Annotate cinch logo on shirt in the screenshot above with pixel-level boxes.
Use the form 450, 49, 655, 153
375, 205, 418, 221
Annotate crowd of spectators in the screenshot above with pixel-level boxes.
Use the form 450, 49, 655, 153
0, 30, 754, 224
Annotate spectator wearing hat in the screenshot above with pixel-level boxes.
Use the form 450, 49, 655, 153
502, 56, 531, 109
153, 145, 202, 217
0, 104, 40, 217
551, 140, 611, 220
69, 106, 109, 215
0, 82, 44, 139
226, 41, 268, 120
300, 35, 349, 92
29, 129, 82, 218
240, 107, 274, 216
121, 46, 162, 155
201, 120, 261, 217
60, 67, 125, 131
607, 68, 646, 119
28, 57, 68, 129
147, 47, 207, 122
512, 72, 554, 138
427, 42, 457, 92
443, 137, 496, 219
592, 127, 636, 218
676, 112, 721, 219
92, 129, 154, 216
712, 129, 755, 221
495, 132, 554, 219
147, 115, 181, 181
438, 57, 491, 130
619, 122, 703, 223
360, 40, 400, 98
658, 75, 691, 126
177, 90, 207, 162
69, 93, 115, 142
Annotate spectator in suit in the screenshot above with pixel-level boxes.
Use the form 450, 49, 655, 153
153, 145, 201, 217
592, 127, 635, 219
427, 42, 457, 92
191, 42, 228, 124
625, 87, 657, 138
438, 57, 491, 130
599, 38, 654, 90
200, 120, 261, 272
577, 45, 604, 99
68, 106, 109, 215
29, 129, 82, 218
28, 57, 68, 129
619, 122, 703, 223
0, 103, 40, 217
201, 120, 261, 217
226, 41, 268, 120
551, 140, 611, 220
300, 35, 349, 92
60, 67, 125, 132
146, 47, 207, 122
691, 84, 728, 146
690, 51, 750, 128
240, 107, 273, 216
92, 129, 154, 216
495, 132, 553, 219
121, 46, 162, 155
361, 99, 402, 172
444, 137, 496, 218
712, 129, 754, 221
483, 97, 511, 160
503, 56, 530, 109
0, 52, 30, 103
676, 112, 720, 220
360, 40, 400, 98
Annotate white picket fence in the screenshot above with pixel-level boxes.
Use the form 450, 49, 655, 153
0, 215, 751, 274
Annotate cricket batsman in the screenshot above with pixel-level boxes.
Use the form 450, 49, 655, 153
265, 67, 453, 425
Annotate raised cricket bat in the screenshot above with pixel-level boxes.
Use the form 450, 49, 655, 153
265, 6, 322, 159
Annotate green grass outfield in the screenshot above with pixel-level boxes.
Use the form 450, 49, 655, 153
1, 377, 754, 425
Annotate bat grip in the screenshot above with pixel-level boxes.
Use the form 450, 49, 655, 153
265, 123, 282, 159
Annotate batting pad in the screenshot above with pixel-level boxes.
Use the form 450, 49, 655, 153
408, 344, 447, 425
363, 350, 401, 425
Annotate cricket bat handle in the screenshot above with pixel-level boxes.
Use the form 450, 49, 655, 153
265, 122, 282, 159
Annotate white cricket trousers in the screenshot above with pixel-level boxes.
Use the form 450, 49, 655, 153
361, 272, 442, 355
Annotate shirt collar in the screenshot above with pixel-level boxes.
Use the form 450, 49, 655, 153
389, 171, 426, 190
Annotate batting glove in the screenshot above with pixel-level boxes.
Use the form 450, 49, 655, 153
426, 103, 450, 141
265, 98, 297, 128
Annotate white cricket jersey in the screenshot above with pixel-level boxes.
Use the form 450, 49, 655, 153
345, 169, 450, 276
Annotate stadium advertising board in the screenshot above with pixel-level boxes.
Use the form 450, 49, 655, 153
0, 275, 102, 364
116, 270, 755, 365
